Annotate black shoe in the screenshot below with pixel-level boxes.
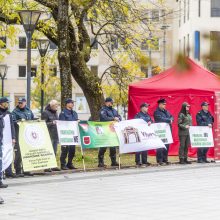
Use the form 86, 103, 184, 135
44, 169, 52, 172
98, 163, 107, 168
165, 161, 171, 165
5, 173, 17, 178
51, 167, 61, 171
0, 197, 4, 204
67, 164, 77, 170
184, 160, 192, 164
179, 159, 185, 164
61, 166, 69, 170
204, 160, 210, 163
197, 160, 203, 163
158, 162, 164, 165
24, 172, 34, 176
0, 182, 8, 188
16, 172, 25, 177
136, 162, 142, 167
111, 162, 119, 167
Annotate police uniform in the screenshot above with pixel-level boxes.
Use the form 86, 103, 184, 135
154, 99, 173, 164
98, 97, 121, 167
12, 98, 34, 176
134, 103, 153, 166
196, 102, 214, 163
59, 98, 78, 170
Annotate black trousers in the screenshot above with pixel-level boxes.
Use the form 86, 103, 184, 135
197, 147, 209, 162
60, 145, 75, 167
14, 143, 22, 174
98, 147, 116, 162
135, 151, 147, 164
179, 135, 190, 160
156, 144, 169, 163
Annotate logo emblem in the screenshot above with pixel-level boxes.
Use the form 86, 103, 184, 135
83, 136, 91, 145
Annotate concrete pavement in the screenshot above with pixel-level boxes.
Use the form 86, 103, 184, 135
1, 163, 220, 220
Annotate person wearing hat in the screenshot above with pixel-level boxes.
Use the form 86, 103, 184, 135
196, 102, 214, 163
98, 97, 121, 167
134, 102, 153, 167
154, 98, 173, 165
178, 102, 192, 164
12, 97, 34, 177
41, 100, 61, 172
59, 98, 78, 170
0, 97, 16, 179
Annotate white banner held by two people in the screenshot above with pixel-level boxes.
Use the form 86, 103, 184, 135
114, 119, 165, 154
56, 120, 80, 145
2, 115, 13, 171
189, 126, 214, 148
151, 123, 173, 144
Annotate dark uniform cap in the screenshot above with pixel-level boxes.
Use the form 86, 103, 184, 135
201, 102, 209, 107
18, 97, 26, 103
65, 98, 74, 104
105, 97, 113, 103
140, 102, 150, 108
0, 97, 10, 104
157, 98, 166, 104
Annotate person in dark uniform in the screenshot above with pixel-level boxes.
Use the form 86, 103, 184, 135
196, 102, 214, 163
0, 97, 16, 178
154, 98, 173, 165
12, 97, 34, 177
59, 98, 78, 170
42, 100, 61, 172
134, 102, 153, 167
178, 102, 192, 164
98, 97, 121, 167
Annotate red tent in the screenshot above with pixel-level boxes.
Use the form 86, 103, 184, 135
128, 58, 220, 159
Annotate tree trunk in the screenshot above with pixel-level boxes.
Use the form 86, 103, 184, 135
57, 0, 72, 109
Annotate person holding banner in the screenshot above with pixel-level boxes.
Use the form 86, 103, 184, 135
59, 98, 78, 170
0, 97, 16, 178
98, 97, 121, 167
154, 98, 173, 165
134, 102, 153, 167
42, 100, 61, 172
12, 97, 34, 177
196, 102, 214, 163
178, 102, 192, 164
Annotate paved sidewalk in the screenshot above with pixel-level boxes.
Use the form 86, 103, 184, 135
1, 163, 220, 220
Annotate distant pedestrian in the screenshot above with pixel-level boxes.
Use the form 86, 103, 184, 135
178, 102, 192, 164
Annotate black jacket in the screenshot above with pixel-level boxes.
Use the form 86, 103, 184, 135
196, 110, 214, 126
154, 107, 174, 124
135, 111, 153, 123
0, 107, 16, 140
41, 105, 59, 141
99, 106, 122, 122
59, 108, 78, 121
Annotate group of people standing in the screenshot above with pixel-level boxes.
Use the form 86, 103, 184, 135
134, 98, 214, 167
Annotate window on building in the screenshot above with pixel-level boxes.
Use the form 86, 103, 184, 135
187, 0, 190, 20
211, 0, 220, 17
50, 40, 57, 49
184, 0, 186, 23
210, 31, 220, 61
179, 39, 181, 53
90, 66, 98, 75
141, 39, 148, 50
152, 10, 159, 22
91, 38, 98, 49
141, 66, 148, 76
31, 67, 37, 77
194, 31, 200, 60
18, 66, 26, 77
183, 36, 186, 56
179, 0, 181, 27
198, 0, 201, 17
0, 37, 6, 49
187, 34, 190, 57
49, 66, 57, 76
19, 37, 26, 49
111, 37, 118, 50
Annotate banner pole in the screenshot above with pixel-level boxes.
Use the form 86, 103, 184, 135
119, 154, 121, 170
80, 145, 86, 172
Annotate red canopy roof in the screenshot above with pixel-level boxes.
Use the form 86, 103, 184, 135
129, 58, 220, 95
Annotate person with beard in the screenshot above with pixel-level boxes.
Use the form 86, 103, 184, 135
196, 102, 214, 163
98, 97, 121, 168
0, 97, 16, 178
41, 100, 60, 172
59, 98, 78, 170
154, 98, 173, 165
12, 97, 34, 177
134, 102, 153, 167
178, 102, 192, 164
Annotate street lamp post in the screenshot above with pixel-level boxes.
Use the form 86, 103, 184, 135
161, 25, 169, 71
17, 10, 42, 108
0, 65, 8, 97
36, 39, 50, 114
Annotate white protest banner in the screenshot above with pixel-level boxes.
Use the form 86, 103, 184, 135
151, 123, 173, 144
56, 120, 80, 145
114, 119, 165, 154
2, 115, 13, 171
189, 126, 214, 148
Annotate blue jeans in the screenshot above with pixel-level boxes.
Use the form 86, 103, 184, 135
51, 140, 58, 156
